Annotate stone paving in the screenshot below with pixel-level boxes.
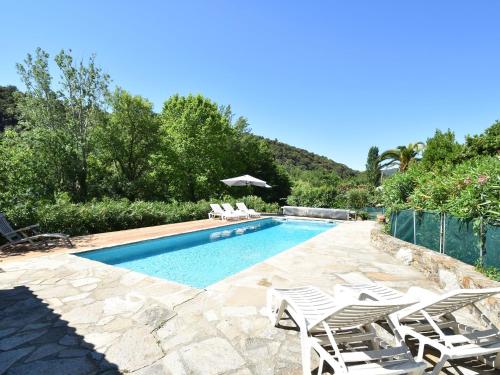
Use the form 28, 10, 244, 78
0, 220, 497, 374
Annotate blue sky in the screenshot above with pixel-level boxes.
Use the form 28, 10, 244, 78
2, 1, 499, 170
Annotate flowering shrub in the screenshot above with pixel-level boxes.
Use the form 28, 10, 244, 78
382, 156, 499, 223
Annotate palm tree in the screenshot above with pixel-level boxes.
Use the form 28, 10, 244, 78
379, 142, 425, 172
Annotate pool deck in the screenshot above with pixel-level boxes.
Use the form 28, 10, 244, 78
0, 220, 496, 374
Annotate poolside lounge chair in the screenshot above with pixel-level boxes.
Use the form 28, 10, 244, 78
236, 202, 261, 218
267, 286, 425, 375
221, 203, 248, 219
208, 204, 240, 220
0, 213, 72, 250
335, 283, 500, 374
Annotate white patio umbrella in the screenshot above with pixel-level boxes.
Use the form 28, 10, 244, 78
221, 174, 271, 188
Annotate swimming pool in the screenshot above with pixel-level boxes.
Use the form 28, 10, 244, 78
78, 218, 335, 288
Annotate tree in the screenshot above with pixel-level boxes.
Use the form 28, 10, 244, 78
464, 121, 500, 158
93, 88, 163, 199
16, 48, 110, 200
420, 129, 462, 170
365, 146, 381, 186
160, 94, 234, 201
0, 85, 20, 131
347, 188, 370, 210
224, 111, 291, 203
379, 142, 425, 172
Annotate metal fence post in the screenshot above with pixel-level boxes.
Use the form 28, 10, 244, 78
413, 210, 417, 244
479, 217, 484, 263
442, 213, 446, 254
393, 212, 398, 237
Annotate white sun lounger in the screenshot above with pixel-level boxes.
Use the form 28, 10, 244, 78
335, 283, 500, 374
267, 286, 425, 375
236, 202, 261, 217
221, 203, 248, 219
208, 204, 240, 220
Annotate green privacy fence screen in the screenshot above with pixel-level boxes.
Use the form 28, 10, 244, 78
390, 210, 499, 268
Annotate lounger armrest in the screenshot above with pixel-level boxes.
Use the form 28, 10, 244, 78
3, 224, 40, 236
17, 224, 40, 232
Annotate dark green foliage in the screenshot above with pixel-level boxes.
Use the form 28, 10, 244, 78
160, 94, 235, 201
15, 48, 110, 201
464, 121, 500, 158
475, 261, 500, 282
346, 188, 370, 210
380, 142, 425, 172
420, 129, 463, 170
382, 156, 499, 222
92, 88, 164, 200
256, 136, 357, 178
0, 48, 298, 240
355, 211, 369, 220
287, 182, 338, 208
226, 126, 292, 203
365, 146, 380, 186
3, 195, 278, 236
0, 85, 20, 131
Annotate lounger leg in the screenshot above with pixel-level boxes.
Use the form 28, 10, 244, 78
300, 331, 311, 375
417, 342, 425, 361
430, 354, 449, 375
494, 352, 500, 369
317, 355, 324, 374
63, 236, 73, 247
266, 290, 286, 326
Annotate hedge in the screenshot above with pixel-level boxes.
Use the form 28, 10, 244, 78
2, 195, 279, 237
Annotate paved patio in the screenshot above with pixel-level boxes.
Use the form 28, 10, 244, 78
0, 220, 497, 374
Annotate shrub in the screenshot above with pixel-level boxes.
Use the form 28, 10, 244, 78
286, 182, 338, 208
355, 210, 369, 220
346, 188, 370, 210
382, 155, 499, 223
464, 121, 500, 158
2, 195, 276, 237
381, 169, 418, 214
420, 129, 463, 170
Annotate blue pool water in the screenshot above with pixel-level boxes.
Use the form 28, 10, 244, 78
78, 218, 335, 288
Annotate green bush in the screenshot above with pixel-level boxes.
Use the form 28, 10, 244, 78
346, 188, 370, 210
382, 156, 499, 223
286, 181, 338, 208
475, 261, 500, 282
2, 195, 276, 237
355, 210, 369, 220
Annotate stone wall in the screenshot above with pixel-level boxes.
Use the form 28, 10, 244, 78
371, 226, 500, 326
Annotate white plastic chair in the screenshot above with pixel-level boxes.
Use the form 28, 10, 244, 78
267, 286, 425, 375
208, 204, 240, 220
236, 202, 261, 217
221, 203, 248, 219
336, 283, 500, 374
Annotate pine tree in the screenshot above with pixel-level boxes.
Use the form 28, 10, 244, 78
366, 146, 381, 186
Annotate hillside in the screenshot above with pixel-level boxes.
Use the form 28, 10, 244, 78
255, 136, 358, 177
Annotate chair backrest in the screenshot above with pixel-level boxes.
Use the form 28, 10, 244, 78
236, 202, 248, 211
0, 213, 19, 242
210, 204, 224, 213
400, 287, 500, 320
340, 283, 406, 302
221, 203, 235, 212
310, 299, 415, 330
